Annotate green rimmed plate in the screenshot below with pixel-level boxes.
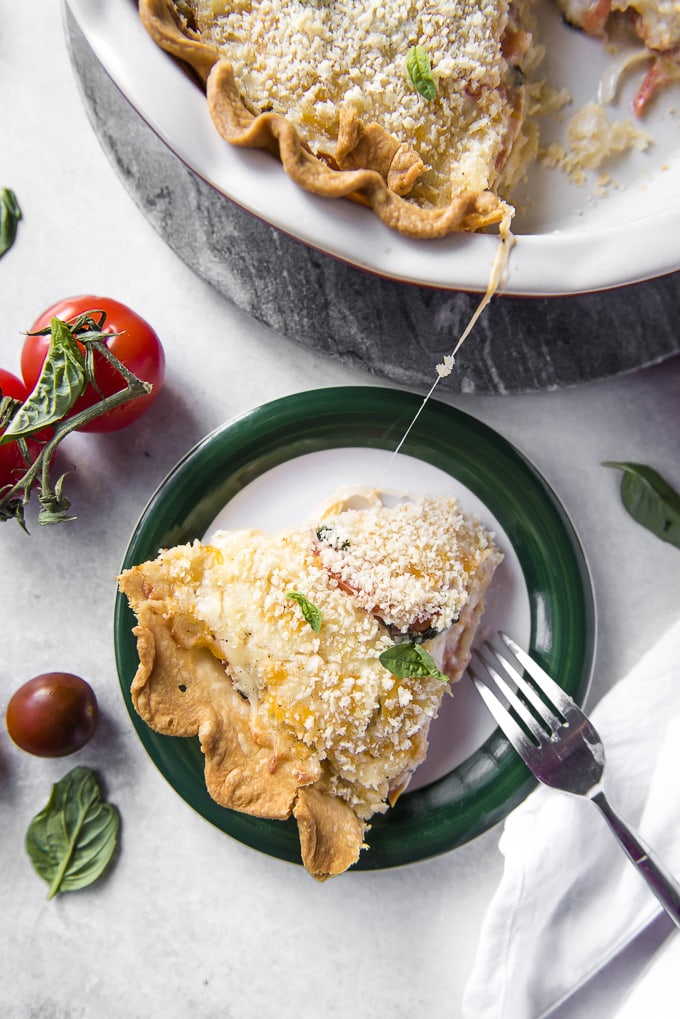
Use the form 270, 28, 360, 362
114, 387, 595, 870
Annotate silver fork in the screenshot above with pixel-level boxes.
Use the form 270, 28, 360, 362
469, 631, 680, 929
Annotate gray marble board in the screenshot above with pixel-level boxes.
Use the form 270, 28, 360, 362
65, 9, 679, 395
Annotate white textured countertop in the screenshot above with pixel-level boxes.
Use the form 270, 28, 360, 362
1, 3, 678, 1017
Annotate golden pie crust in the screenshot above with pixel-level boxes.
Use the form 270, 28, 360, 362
120, 574, 365, 879
138, 0, 535, 237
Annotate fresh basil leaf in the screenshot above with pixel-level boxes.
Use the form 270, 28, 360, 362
0, 318, 86, 442
0, 187, 21, 258
25, 766, 119, 899
286, 590, 323, 633
406, 45, 437, 101
603, 461, 680, 550
379, 643, 447, 681
316, 524, 350, 551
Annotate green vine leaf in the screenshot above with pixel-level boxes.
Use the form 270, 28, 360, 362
379, 642, 447, 681
603, 461, 680, 550
0, 318, 86, 442
38, 470, 75, 526
0, 187, 21, 259
25, 766, 120, 900
406, 45, 437, 101
286, 591, 323, 633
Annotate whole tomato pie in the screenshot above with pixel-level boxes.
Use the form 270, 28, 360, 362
140, 0, 542, 237
139, 1, 679, 238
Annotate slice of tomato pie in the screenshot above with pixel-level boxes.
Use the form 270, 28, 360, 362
118, 491, 502, 879
139, 0, 541, 237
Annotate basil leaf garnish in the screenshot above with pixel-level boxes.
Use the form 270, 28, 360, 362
603, 461, 680, 550
287, 591, 323, 633
379, 643, 447, 681
406, 45, 437, 101
0, 318, 87, 442
25, 766, 119, 899
0, 187, 21, 259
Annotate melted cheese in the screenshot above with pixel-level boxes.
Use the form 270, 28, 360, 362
389, 210, 515, 463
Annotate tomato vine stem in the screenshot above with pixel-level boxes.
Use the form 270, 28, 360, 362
0, 313, 154, 529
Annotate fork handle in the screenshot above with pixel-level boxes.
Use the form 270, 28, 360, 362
592, 790, 680, 929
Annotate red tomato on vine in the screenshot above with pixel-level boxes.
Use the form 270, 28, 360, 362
21, 295, 165, 432
0, 368, 31, 489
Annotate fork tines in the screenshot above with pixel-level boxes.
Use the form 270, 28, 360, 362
468, 632, 573, 751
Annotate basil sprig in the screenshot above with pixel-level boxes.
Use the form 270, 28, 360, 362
603, 461, 680, 549
25, 766, 119, 900
0, 311, 153, 529
0, 187, 21, 259
379, 642, 447, 681
287, 591, 323, 633
406, 45, 437, 101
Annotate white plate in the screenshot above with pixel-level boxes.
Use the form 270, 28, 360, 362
206, 446, 531, 786
65, 0, 680, 295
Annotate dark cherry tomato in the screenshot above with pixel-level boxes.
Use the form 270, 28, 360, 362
21, 295, 165, 433
6, 672, 99, 757
0, 368, 32, 489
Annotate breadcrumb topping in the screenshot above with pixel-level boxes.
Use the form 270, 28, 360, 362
315, 495, 499, 633
143, 495, 501, 817
189, 0, 537, 203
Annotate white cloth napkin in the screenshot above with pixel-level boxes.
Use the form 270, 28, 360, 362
462, 618, 680, 1019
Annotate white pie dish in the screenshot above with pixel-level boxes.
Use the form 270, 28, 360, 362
65, 0, 680, 295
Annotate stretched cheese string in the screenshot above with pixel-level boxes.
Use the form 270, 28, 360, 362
383, 209, 515, 475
